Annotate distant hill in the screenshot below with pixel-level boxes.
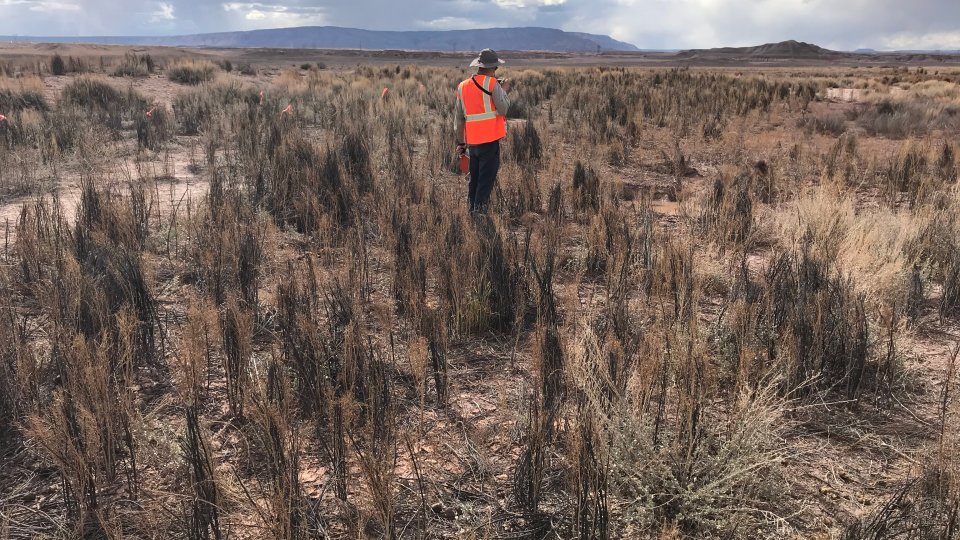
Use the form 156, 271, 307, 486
4, 26, 640, 53
679, 40, 841, 58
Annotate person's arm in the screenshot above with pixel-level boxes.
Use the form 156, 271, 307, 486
455, 94, 466, 145
493, 82, 510, 117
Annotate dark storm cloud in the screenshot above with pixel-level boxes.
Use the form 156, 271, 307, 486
1, 0, 959, 50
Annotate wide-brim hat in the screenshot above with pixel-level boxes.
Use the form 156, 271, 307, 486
470, 48, 505, 68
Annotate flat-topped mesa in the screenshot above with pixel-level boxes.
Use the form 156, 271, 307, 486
679, 40, 841, 58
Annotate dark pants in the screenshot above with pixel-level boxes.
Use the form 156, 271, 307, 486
468, 140, 500, 213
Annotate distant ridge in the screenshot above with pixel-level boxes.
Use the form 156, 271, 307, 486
3, 26, 640, 53
679, 40, 841, 58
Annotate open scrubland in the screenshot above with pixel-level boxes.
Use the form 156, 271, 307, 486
0, 51, 959, 539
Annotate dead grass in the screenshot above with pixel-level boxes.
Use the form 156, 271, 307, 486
166, 59, 218, 86
0, 61, 958, 540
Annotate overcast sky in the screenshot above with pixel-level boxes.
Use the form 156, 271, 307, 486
1, 0, 958, 50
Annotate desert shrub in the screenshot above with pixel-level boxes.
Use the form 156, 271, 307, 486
112, 52, 154, 78
719, 245, 886, 397
60, 76, 147, 131
392, 214, 427, 321
338, 128, 373, 194
584, 203, 637, 277
237, 63, 257, 76
857, 99, 960, 138
172, 79, 259, 135
25, 338, 141, 536
937, 141, 956, 182
216, 59, 232, 73
50, 54, 66, 76
702, 111, 725, 140
167, 60, 217, 85
13, 186, 159, 535
66, 56, 88, 73
606, 379, 793, 537
880, 142, 932, 206
436, 216, 528, 335
61, 76, 123, 111
510, 119, 543, 166
39, 107, 90, 155
0, 284, 32, 442
181, 404, 223, 539
264, 134, 351, 232
135, 104, 173, 150
506, 97, 528, 119
185, 193, 264, 306
705, 170, 755, 249
798, 112, 847, 136
0, 77, 48, 113
220, 296, 252, 417
275, 266, 382, 505
247, 358, 319, 537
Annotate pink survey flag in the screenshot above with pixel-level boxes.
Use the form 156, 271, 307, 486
0, 114, 6, 122
281, 104, 293, 115
381, 87, 389, 99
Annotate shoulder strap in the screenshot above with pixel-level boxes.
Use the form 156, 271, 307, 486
471, 76, 494, 96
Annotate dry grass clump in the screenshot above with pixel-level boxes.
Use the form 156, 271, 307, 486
181, 403, 223, 539
172, 79, 259, 135
60, 75, 149, 131
112, 52, 155, 78
166, 59, 218, 85
7, 183, 158, 537
854, 99, 960, 138
437, 214, 529, 336
49, 53, 92, 76
0, 274, 32, 442
0, 75, 48, 113
717, 246, 881, 397
772, 188, 913, 308
798, 111, 848, 136
135, 103, 173, 150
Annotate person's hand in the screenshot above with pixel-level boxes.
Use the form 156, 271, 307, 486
456, 143, 467, 157
500, 78, 511, 92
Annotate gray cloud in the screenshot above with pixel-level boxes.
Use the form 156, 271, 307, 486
0, 0, 958, 50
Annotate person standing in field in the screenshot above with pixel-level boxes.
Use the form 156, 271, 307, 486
455, 49, 511, 214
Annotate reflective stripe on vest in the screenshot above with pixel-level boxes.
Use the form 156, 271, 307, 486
458, 75, 507, 145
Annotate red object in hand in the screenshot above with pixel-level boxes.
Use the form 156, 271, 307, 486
459, 153, 469, 174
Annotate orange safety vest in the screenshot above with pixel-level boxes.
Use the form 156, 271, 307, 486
457, 75, 507, 145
